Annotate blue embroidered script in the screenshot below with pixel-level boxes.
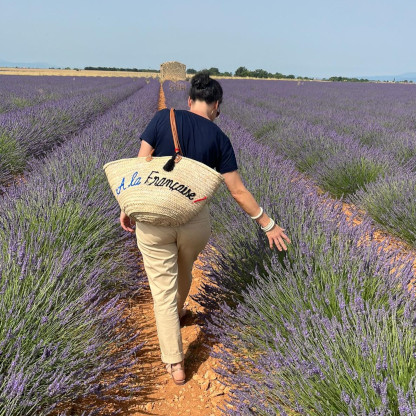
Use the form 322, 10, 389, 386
115, 170, 196, 201
115, 171, 142, 195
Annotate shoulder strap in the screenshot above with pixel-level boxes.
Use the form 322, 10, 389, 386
170, 108, 183, 156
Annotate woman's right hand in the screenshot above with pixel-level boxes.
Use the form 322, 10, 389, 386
120, 210, 135, 233
265, 224, 291, 251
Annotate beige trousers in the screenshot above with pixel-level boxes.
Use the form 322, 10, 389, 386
135, 205, 211, 364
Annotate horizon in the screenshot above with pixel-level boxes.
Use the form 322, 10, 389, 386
1, 61, 416, 82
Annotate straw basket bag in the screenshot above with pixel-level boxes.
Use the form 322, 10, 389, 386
103, 108, 224, 226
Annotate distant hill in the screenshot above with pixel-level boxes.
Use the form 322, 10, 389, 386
362, 72, 416, 82
0, 58, 53, 69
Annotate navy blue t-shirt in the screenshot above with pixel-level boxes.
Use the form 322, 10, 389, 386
140, 108, 238, 174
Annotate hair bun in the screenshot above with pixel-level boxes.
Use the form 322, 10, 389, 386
191, 72, 211, 89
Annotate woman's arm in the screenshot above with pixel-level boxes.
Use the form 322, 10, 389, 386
137, 140, 153, 157
222, 170, 291, 251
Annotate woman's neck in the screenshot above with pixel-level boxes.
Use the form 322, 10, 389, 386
189, 101, 212, 120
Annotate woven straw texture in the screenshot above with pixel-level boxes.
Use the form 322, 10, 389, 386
103, 156, 224, 226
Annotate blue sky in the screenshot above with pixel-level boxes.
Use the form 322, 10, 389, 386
1, 0, 415, 78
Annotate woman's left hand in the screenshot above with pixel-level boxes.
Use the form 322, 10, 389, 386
266, 224, 291, 251
120, 210, 135, 233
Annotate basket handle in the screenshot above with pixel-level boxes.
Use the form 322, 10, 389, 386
170, 108, 183, 157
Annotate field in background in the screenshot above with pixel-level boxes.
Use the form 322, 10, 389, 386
0, 67, 160, 78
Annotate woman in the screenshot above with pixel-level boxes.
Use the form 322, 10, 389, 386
120, 73, 291, 385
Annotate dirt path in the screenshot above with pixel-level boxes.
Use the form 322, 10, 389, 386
125, 260, 232, 415
52, 84, 232, 416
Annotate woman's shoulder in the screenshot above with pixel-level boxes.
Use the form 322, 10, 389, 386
155, 108, 170, 117
175, 109, 226, 133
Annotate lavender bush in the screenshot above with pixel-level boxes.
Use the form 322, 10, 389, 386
200, 116, 416, 415
0, 77, 145, 188
164, 80, 416, 415
0, 78, 159, 415
350, 171, 416, 246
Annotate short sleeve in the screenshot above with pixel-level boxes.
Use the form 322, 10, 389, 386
140, 110, 165, 147
217, 131, 238, 174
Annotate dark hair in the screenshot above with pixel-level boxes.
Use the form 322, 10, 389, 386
189, 72, 223, 104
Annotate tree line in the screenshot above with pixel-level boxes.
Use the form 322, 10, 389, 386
82, 66, 412, 83
187, 67, 415, 83
187, 67, 313, 80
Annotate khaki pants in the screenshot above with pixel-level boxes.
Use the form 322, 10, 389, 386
135, 205, 211, 364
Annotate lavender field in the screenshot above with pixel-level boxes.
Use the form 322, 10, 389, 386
0, 76, 159, 415
1, 75, 416, 415
164, 79, 416, 415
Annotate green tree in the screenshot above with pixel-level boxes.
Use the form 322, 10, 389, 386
252, 69, 269, 78
235, 66, 249, 77
208, 67, 220, 75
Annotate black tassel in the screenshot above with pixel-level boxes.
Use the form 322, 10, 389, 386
163, 154, 177, 172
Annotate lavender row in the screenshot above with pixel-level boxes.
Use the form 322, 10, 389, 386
163, 85, 416, 414
0, 75, 136, 113
0, 79, 160, 415
203, 117, 416, 415
0, 78, 145, 188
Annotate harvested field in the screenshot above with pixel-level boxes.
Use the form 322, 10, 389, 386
0, 67, 159, 78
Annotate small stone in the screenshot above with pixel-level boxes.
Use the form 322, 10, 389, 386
207, 370, 217, 380
210, 390, 224, 397
145, 402, 154, 411
200, 380, 210, 391
224, 386, 231, 394
219, 384, 225, 390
